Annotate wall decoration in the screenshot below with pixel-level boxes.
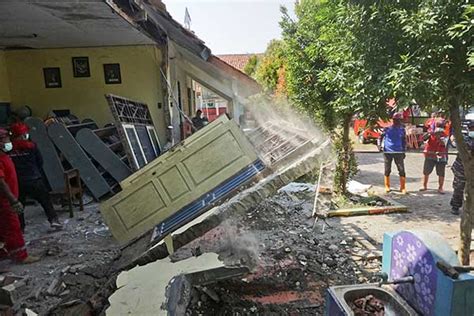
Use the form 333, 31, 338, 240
43, 67, 62, 88
72, 57, 90, 77
103, 63, 121, 84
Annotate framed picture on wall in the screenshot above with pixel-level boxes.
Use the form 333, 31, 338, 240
43, 67, 62, 88
103, 63, 121, 84
72, 57, 90, 77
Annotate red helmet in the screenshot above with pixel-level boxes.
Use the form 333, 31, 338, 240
392, 112, 403, 120
10, 122, 29, 137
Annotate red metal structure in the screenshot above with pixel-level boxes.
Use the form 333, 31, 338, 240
202, 107, 227, 122
353, 119, 392, 144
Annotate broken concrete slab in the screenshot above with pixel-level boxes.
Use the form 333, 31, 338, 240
107, 253, 226, 315
0, 277, 27, 306
128, 139, 332, 268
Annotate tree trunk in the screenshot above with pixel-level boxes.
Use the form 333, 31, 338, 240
450, 105, 474, 264
340, 114, 352, 195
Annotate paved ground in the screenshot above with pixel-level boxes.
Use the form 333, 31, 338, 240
332, 142, 460, 251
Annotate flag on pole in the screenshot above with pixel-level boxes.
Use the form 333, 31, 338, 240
184, 7, 191, 30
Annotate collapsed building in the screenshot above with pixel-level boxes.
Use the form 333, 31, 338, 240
0, 0, 333, 314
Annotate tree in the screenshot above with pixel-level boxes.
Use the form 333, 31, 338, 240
280, 0, 402, 194
294, 0, 473, 262
381, 1, 474, 263
243, 55, 258, 77
255, 40, 287, 95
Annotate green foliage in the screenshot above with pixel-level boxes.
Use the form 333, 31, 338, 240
278, 0, 473, 195
384, 1, 474, 110
243, 55, 259, 77
255, 40, 287, 93
448, 4, 474, 67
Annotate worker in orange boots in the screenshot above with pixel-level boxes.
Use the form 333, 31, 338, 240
0, 128, 40, 264
378, 112, 407, 194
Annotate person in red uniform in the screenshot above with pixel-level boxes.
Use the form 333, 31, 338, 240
0, 128, 39, 264
420, 127, 448, 194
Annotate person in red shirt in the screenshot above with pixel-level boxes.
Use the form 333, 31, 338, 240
0, 128, 39, 264
420, 127, 448, 193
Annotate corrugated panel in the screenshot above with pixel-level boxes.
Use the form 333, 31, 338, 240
153, 159, 265, 242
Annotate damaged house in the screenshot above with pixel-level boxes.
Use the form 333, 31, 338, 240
0, 0, 260, 147
0, 0, 263, 201
0, 1, 332, 315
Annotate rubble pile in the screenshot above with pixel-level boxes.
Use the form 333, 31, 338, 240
181, 184, 381, 315
0, 203, 120, 315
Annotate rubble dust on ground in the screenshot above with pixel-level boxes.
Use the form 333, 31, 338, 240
173, 183, 382, 315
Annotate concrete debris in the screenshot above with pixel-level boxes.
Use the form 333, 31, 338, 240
23, 308, 38, 316
176, 187, 381, 315
46, 278, 60, 296
132, 139, 332, 268
279, 182, 315, 193
0, 277, 28, 306
107, 253, 225, 315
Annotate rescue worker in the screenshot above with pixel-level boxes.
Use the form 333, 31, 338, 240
9, 122, 62, 230
0, 128, 39, 264
450, 122, 474, 215
191, 109, 209, 131
378, 112, 407, 194
420, 125, 448, 193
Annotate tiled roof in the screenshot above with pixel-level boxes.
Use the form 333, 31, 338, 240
217, 54, 263, 72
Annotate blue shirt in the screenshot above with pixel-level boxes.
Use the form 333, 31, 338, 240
382, 125, 406, 153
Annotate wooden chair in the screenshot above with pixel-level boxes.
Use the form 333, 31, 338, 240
50, 169, 84, 218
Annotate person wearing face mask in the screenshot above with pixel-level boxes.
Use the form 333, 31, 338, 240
450, 122, 474, 215
9, 122, 62, 230
0, 128, 40, 264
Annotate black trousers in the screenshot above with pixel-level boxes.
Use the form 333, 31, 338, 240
384, 153, 406, 177
450, 176, 465, 210
18, 178, 58, 229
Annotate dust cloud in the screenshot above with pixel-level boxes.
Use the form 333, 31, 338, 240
217, 220, 260, 271
241, 94, 326, 164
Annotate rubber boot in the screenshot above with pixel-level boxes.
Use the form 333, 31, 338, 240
400, 176, 407, 194
384, 176, 390, 193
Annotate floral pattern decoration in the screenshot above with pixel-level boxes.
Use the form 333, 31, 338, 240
391, 232, 437, 316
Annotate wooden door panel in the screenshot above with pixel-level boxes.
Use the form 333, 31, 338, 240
101, 115, 260, 242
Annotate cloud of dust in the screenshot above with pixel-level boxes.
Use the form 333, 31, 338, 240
245, 95, 322, 139
217, 219, 260, 271
241, 94, 327, 164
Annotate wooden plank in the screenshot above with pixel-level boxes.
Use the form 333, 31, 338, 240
100, 116, 260, 243
48, 122, 111, 200
75, 128, 131, 183
25, 117, 65, 192
327, 205, 408, 217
